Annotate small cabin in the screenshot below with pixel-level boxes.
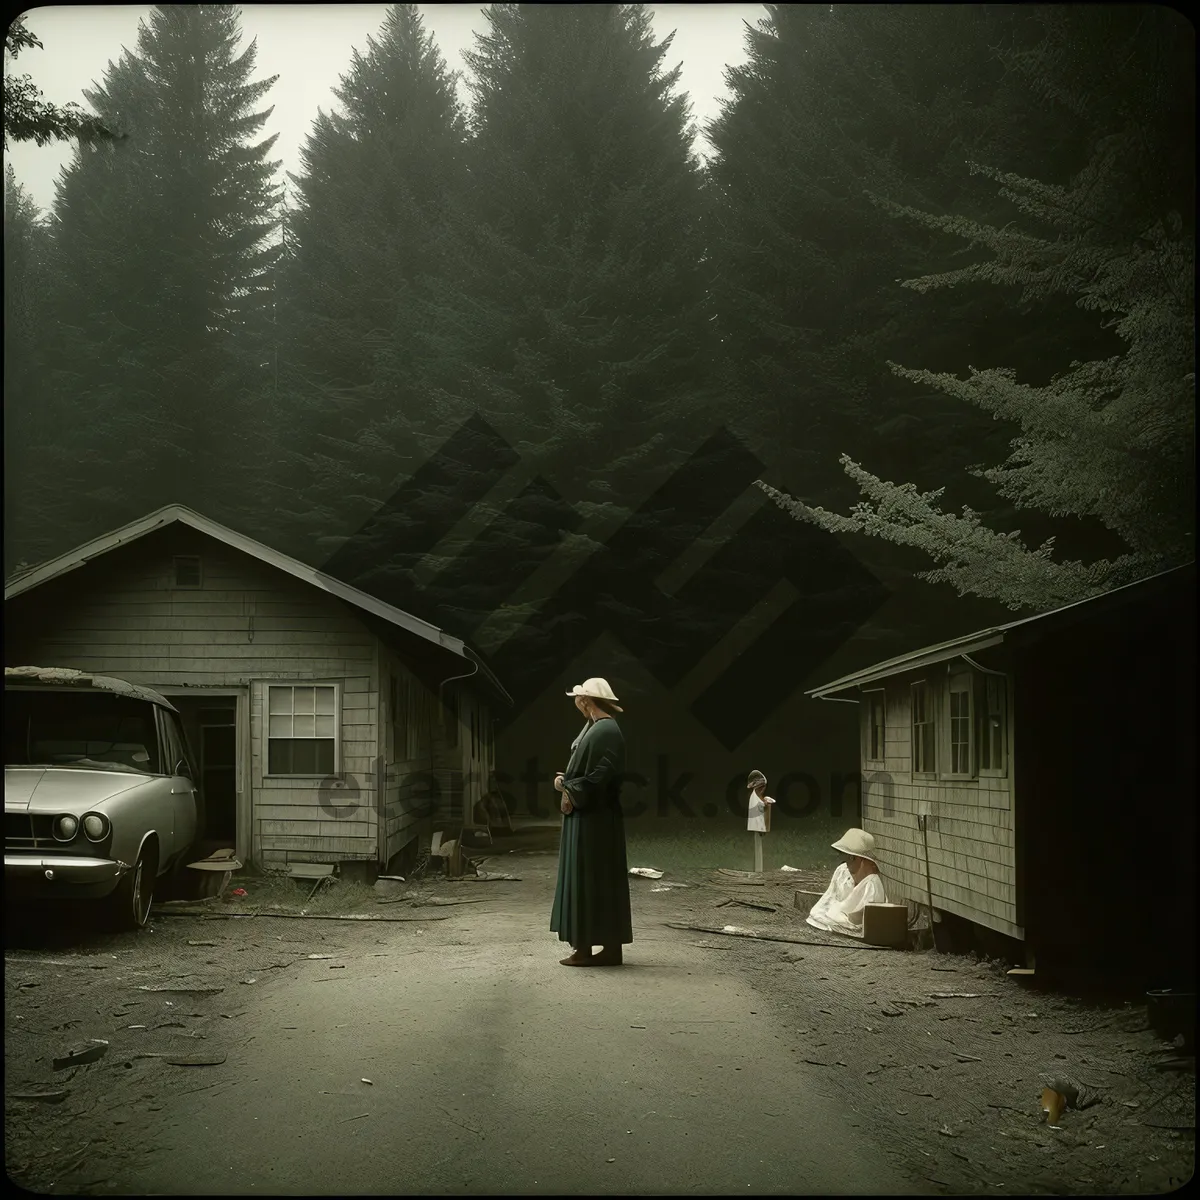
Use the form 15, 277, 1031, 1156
4, 505, 510, 876
808, 564, 1195, 990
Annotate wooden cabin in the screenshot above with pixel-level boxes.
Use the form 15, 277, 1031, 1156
4, 505, 510, 876
808, 564, 1195, 991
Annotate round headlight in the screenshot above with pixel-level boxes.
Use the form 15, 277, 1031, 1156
82, 813, 109, 841
54, 814, 79, 841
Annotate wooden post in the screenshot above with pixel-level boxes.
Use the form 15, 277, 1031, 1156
754, 831, 763, 874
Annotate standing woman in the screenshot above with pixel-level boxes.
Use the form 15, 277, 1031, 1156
550, 677, 633, 967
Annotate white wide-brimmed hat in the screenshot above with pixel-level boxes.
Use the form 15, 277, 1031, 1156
832, 827, 877, 863
746, 770, 767, 789
565, 677, 623, 712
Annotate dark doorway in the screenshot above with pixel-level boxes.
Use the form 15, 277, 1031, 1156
200, 715, 237, 842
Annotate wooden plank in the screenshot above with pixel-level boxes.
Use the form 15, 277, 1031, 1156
263, 835, 374, 853
260, 819, 374, 837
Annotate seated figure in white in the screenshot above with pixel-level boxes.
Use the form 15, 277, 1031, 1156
806, 827, 887, 938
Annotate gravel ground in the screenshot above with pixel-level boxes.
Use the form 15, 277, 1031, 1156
643, 867, 1195, 1196
4, 850, 1194, 1195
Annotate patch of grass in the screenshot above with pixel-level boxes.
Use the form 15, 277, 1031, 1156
624, 812, 846, 877
226, 872, 381, 915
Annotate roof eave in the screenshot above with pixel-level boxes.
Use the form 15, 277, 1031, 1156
806, 632, 1007, 699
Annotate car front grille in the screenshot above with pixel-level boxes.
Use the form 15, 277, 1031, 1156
5, 812, 62, 850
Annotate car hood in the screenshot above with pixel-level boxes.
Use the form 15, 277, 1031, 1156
4, 767, 152, 814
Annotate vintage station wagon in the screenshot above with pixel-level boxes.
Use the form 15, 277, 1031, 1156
4, 666, 201, 929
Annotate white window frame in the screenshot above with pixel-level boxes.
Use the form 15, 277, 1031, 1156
942, 669, 976, 780
862, 688, 886, 767
910, 679, 936, 777
264, 682, 340, 778
976, 672, 1009, 777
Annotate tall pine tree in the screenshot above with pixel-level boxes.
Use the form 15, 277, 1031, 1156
756, 6, 1195, 611
3, 166, 52, 573
284, 4, 721, 690
448, 2, 716, 500
705, 4, 1101, 506
257, 3, 470, 560
27, 4, 280, 556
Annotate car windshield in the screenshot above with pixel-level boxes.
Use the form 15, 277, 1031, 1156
4, 689, 161, 774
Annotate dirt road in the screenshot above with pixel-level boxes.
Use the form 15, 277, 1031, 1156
5, 847, 1193, 1195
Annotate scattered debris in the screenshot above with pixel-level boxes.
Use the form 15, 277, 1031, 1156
53, 1040, 109, 1070
162, 1053, 227, 1066
13, 1087, 69, 1103
929, 992, 987, 999
956, 1054, 984, 1063
1038, 1073, 1103, 1112
308, 954, 334, 960
880, 1006, 904, 1017
664, 921, 892, 950
187, 940, 219, 947
629, 867, 665, 879
361, 1079, 373, 1085
1041, 1087, 1067, 1125
137, 984, 224, 994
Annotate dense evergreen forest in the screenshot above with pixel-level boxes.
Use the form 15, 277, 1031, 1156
4, 4, 1194, 705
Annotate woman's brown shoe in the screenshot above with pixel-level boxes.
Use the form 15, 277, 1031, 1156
559, 949, 595, 966
591, 947, 623, 966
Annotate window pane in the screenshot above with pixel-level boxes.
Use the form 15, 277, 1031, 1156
293, 687, 316, 716
269, 714, 292, 738
268, 740, 292, 774
293, 714, 315, 738
289, 739, 318, 774
316, 715, 335, 738
315, 739, 335, 774
315, 687, 335, 716
268, 687, 291, 715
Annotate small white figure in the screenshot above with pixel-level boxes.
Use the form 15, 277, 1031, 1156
746, 770, 775, 873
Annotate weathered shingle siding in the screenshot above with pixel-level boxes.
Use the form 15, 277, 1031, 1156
378, 645, 439, 865
860, 667, 1021, 940
7, 529, 381, 869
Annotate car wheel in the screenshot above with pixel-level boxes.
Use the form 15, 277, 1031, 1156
108, 844, 157, 931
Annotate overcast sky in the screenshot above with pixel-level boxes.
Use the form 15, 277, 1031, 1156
5, 4, 762, 216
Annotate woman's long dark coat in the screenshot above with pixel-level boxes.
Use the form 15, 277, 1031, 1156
550, 717, 633, 948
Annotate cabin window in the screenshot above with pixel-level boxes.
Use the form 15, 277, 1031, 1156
978, 674, 1007, 773
173, 556, 202, 588
266, 684, 337, 775
911, 681, 936, 774
946, 672, 974, 777
863, 689, 886, 764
